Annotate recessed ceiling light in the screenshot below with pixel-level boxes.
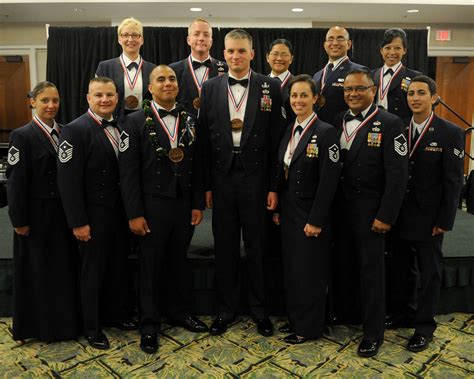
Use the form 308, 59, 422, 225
406, 9, 419, 13
190, 7, 202, 12
291, 8, 304, 13
74, 8, 84, 12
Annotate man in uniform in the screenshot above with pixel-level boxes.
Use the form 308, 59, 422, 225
199, 29, 285, 336
57, 77, 137, 350
170, 18, 227, 117
313, 26, 366, 125
395, 75, 464, 352
96, 17, 156, 119
333, 69, 408, 357
119, 65, 208, 354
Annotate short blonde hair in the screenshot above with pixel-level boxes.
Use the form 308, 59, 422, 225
188, 18, 212, 37
118, 17, 143, 36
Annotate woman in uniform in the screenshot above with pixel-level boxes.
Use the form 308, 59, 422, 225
372, 28, 421, 119
273, 75, 341, 343
6, 81, 80, 341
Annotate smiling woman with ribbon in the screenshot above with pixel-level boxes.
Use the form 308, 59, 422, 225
372, 28, 422, 119
6, 81, 81, 342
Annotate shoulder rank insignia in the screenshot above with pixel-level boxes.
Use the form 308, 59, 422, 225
328, 144, 340, 163
7, 146, 20, 166
454, 147, 464, 159
59, 140, 73, 163
394, 133, 408, 156
119, 130, 130, 153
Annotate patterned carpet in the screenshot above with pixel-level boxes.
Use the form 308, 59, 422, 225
0, 313, 473, 378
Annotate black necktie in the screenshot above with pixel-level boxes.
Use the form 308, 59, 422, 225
192, 60, 211, 70
228, 77, 249, 87
50, 129, 59, 137
294, 125, 303, 136
344, 113, 364, 122
325, 63, 334, 75
127, 62, 138, 71
275, 76, 282, 83
158, 108, 179, 118
384, 68, 394, 77
101, 119, 118, 128
412, 128, 420, 144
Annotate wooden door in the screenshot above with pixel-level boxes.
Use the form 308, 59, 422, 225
435, 57, 474, 174
0, 56, 31, 143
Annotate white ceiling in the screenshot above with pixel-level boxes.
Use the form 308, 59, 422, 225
0, 1, 473, 25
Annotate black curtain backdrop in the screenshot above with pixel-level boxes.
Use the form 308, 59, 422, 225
47, 26, 428, 124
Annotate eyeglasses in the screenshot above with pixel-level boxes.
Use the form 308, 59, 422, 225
343, 85, 374, 93
120, 33, 142, 40
269, 52, 292, 59
325, 36, 348, 43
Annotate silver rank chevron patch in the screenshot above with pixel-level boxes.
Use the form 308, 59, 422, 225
328, 144, 340, 163
453, 147, 464, 159
58, 140, 73, 163
394, 133, 408, 156
119, 130, 130, 153
7, 146, 20, 166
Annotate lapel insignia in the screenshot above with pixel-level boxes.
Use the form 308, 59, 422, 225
119, 130, 130, 152
394, 133, 408, 156
217, 61, 225, 75
453, 147, 464, 159
59, 140, 74, 163
373, 120, 381, 126
261, 94, 272, 112
262, 82, 270, 89
7, 146, 20, 166
368, 132, 382, 147
328, 144, 340, 163
306, 142, 319, 158
430, 142, 438, 147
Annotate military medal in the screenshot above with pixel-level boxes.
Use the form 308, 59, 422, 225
120, 55, 143, 109
32, 114, 60, 153
284, 165, 289, 180
379, 63, 403, 102
125, 95, 139, 109
409, 111, 434, 159
151, 101, 181, 157
192, 97, 201, 110
367, 132, 382, 147
168, 147, 184, 163
228, 71, 251, 131
342, 108, 379, 145
287, 113, 318, 163
188, 56, 209, 106
320, 56, 348, 96
231, 118, 244, 132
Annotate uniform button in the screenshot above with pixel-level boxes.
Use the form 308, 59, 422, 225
157, 185, 161, 188
296, 191, 299, 195
296, 170, 301, 173
254, 148, 258, 152
296, 181, 300, 184
47, 170, 52, 174
99, 195, 104, 199
216, 133, 220, 137
406, 189, 410, 193
340, 176, 344, 180
253, 134, 258, 138
216, 160, 220, 164
255, 162, 259, 165
188, 171, 192, 174
356, 178, 360, 181
408, 175, 412, 180
357, 190, 361, 193
189, 157, 193, 161
49, 181, 54, 185
157, 171, 160, 174
216, 147, 221, 151
188, 184, 191, 187
102, 169, 106, 173
395, 108, 399, 111
50, 191, 55, 196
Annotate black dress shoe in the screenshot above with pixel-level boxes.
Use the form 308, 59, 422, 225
86, 331, 110, 350
407, 333, 432, 352
357, 339, 382, 358
283, 333, 308, 344
210, 318, 230, 336
140, 333, 158, 354
116, 318, 139, 331
174, 316, 208, 333
278, 322, 293, 333
254, 318, 274, 337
